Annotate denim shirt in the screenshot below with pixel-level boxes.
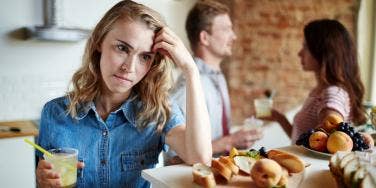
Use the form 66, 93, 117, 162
37, 96, 184, 188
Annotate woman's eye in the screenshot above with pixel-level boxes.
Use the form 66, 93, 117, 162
116, 44, 129, 53
141, 54, 152, 62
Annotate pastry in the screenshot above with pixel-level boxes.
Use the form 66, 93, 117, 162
211, 159, 232, 182
192, 163, 216, 188
267, 149, 305, 173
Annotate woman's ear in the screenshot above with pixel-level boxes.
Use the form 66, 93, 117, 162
199, 30, 210, 46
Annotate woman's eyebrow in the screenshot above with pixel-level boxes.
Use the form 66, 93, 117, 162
116, 39, 134, 50
116, 39, 155, 54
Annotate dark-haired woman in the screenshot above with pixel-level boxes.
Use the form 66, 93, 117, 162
267, 19, 366, 143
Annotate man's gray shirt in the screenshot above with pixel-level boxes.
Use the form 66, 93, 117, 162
170, 57, 232, 141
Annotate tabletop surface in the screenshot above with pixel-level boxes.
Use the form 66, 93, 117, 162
142, 145, 337, 188
0, 121, 38, 139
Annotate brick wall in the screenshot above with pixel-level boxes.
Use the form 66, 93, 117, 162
220, 0, 360, 124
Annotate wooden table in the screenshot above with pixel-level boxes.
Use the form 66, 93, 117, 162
142, 145, 337, 188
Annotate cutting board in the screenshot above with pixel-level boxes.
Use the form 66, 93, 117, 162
0, 121, 38, 139
216, 171, 305, 188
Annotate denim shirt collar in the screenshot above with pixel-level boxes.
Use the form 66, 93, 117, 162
194, 57, 222, 75
73, 95, 141, 127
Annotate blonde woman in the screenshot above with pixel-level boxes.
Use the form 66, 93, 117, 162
35, 1, 212, 187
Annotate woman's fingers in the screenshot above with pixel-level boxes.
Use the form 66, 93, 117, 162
77, 161, 85, 169
156, 27, 178, 41
40, 168, 59, 179
153, 41, 173, 59
39, 178, 61, 188
37, 160, 62, 188
153, 27, 196, 73
154, 28, 176, 46
38, 160, 53, 169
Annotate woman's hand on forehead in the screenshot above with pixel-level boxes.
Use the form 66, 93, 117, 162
153, 27, 196, 73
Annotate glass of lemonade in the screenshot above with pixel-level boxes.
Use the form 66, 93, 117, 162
44, 148, 78, 188
254, 98, 273, 118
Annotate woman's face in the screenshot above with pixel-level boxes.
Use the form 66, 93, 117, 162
99, 19, 156, 95
298, 40, 320, 72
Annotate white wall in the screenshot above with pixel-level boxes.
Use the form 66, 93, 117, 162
357, 0, 376, 104
0, 0, 196, 121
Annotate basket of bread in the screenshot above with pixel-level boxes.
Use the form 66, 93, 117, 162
329, 150, 376, 188
192, 147, 307, 188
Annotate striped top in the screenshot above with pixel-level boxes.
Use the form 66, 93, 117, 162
291, 86, 351, 144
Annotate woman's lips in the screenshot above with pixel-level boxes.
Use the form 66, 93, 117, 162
114, 74, 133, 83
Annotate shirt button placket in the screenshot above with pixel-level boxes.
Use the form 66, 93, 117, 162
100, 128, 109, 187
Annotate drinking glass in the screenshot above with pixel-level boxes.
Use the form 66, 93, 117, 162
44, 148, 78, 188
254, 98, 273, 118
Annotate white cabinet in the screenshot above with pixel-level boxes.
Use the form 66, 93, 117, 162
0, 121, 37, 188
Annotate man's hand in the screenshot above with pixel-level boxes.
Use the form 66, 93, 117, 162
230, 128, 263, 149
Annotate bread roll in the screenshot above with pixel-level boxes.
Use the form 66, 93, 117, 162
267, 149, 305, 173
211, 159, 232, 182
219, 156, 239, 175
192, 163, 216, 188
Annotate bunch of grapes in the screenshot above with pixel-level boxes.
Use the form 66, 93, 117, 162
248, 147, 268, 158
295, 128, 315, 148
337, 122, 369, 151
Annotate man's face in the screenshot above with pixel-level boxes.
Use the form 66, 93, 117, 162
206, 14, 237, 58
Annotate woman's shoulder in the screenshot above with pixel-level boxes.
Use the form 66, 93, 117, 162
320, 85, 349, 98
43, 96, 69, 112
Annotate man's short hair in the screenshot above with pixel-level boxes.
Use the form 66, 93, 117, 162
185, 0, 230, 51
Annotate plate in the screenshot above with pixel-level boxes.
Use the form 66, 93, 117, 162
299, 145, 332, 157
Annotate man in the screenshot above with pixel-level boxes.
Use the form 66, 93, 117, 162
166, 0, 263, 164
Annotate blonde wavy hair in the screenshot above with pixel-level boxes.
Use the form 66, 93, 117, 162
68, 0, 173, 132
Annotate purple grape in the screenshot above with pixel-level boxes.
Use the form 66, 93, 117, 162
308, 128, 315, 134
354, 132, 362, 139
259, 147, 267, 157
348, 131, 354, 137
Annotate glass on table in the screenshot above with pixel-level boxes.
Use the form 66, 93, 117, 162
242, 116, 264, 130
44, 148, 78, 188
254, 98, 273, 118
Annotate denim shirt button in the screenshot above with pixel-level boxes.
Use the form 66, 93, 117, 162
102, 131, 108, 136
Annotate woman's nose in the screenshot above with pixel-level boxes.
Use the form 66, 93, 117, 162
121, 56, 137, 72
232, 30, 237, 40
298, 49, 303, 57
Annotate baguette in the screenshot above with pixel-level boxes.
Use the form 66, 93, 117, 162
192, 163, 216, 188
211, 159, 232, 182
267, 149, 305, 173
219, 156, 239, 175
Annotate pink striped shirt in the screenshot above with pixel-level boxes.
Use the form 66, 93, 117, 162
291, 86, 351, 143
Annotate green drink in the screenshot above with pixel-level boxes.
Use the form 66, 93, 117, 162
44, 148, 78, 188
254, 98, 273, 118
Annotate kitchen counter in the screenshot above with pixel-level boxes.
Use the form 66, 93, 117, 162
142, 145, 337, 188
0, 120, 38, 138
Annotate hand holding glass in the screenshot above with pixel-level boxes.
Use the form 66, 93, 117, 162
44, 148, 78, 188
